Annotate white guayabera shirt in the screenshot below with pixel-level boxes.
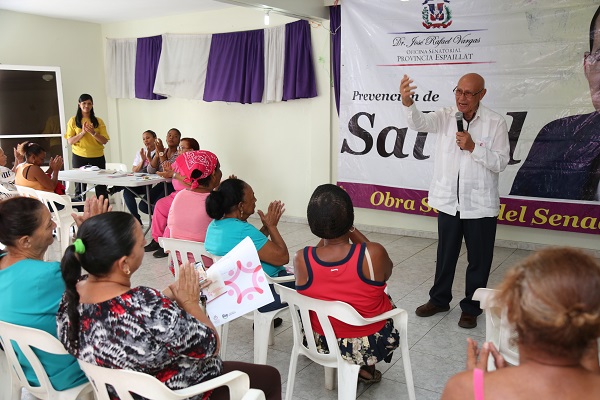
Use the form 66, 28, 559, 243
403, 102, 510, 219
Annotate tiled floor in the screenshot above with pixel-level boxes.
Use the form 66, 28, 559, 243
24, 217, 536, 400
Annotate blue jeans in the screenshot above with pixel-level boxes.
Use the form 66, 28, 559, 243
123, 183, 174, 223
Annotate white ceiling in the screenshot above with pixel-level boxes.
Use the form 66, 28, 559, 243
0, 0, 234, 23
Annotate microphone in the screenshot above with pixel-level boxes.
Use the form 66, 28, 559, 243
455, 112, 464, 132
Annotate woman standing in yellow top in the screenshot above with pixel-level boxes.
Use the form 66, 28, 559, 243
65, 94, 110, 200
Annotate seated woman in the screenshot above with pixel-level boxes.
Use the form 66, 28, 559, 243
14, 141, 64, 193
0, 146, 17, 198
205, 178, 293, 318
0, 196, 109, 391
57, 212, 282, 400
132, 129, 158, 173
162, 150, 222, 273
294, 184, 399, 384
124, 128, 180, 224
122, 129, 158, 224
145, 137, 201, 258
108, 129, 156, 203
441, 247, 600, 400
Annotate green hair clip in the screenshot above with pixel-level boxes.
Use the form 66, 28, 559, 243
73, 238, 86, 254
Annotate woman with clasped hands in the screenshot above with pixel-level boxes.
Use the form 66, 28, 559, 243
205, 178, 294, 316
441, 247, 600, 400
0, 196, 110, 391
15, 141, 64, 192
57, 212, 282, 399
65, 94, 110, 200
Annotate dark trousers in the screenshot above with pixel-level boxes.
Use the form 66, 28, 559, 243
258, 270, 296, 313
71, 153, 108, 199
211, 361, 281, 400
429, 211, 497, 316
123, 183, 174, 223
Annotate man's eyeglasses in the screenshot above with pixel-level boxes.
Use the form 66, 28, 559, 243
453, 87, 484, 99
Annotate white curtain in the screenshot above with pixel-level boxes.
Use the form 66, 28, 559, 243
263, 25, 285, 103
154, 34, 212, 100
105, 38, 136, 99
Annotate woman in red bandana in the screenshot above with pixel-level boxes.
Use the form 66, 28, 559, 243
166, 150, 222, 242
164, 150, 223, 274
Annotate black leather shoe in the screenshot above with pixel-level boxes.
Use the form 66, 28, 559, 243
458, 312, 477, 329
153, 248, 168, 258
144, 239, 160, 252
415, 301, 450, 317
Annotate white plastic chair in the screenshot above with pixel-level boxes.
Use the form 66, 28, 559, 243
0, 347, 12, 400
77, 360, 265, 400
34, 190, 82, 256
277, 285, 416, 400
158, 237, 229, 359
15, 184, 42, 199
473, 288, 520, 368
0, 320, 93, 400
159, 237, 220, 280
105, 162, 128, 211
248, 274, 294, 365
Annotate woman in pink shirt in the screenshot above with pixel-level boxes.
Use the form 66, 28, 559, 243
165, 150, 222, 274
145, 138, 200, 257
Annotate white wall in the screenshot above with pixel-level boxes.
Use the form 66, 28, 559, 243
0, 9, 108, 163
1, 7, 597, 252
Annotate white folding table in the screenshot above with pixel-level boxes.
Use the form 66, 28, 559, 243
58, 169, 168, 233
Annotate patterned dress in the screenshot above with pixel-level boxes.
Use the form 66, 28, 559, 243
56, 285, 222, 400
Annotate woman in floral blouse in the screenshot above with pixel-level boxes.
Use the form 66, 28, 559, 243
57, 211, 281, 399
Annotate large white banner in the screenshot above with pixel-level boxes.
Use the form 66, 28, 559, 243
338, 0, 600, 235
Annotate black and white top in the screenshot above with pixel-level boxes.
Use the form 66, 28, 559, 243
57, 284, 222, 400
0, 166, 16, 198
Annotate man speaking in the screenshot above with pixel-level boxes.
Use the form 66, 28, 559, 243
400, 73, 509, 329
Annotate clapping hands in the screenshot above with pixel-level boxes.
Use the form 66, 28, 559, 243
169, 263, 211, 311
13, 146, 24, 165
155, 138, 165, 154
466, 338, 507, 371
258, 200, 285, 229
49, 155, 63, 171
83, 121, 95, 135
71, 195, 112, 227
139, 148, 148, 162
157, 161, 174, 178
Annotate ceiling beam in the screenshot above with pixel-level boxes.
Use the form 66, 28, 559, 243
214, 0, 329, 21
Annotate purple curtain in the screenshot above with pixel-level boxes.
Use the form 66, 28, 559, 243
204, 29, 264, 104
330, 6, 341, 114
135, 35, 166, 100
282, 20, 318, 101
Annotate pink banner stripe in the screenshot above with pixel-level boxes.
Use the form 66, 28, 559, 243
338, 181, 600, 235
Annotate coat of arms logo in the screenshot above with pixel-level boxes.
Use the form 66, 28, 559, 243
422, 0, 453, 29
